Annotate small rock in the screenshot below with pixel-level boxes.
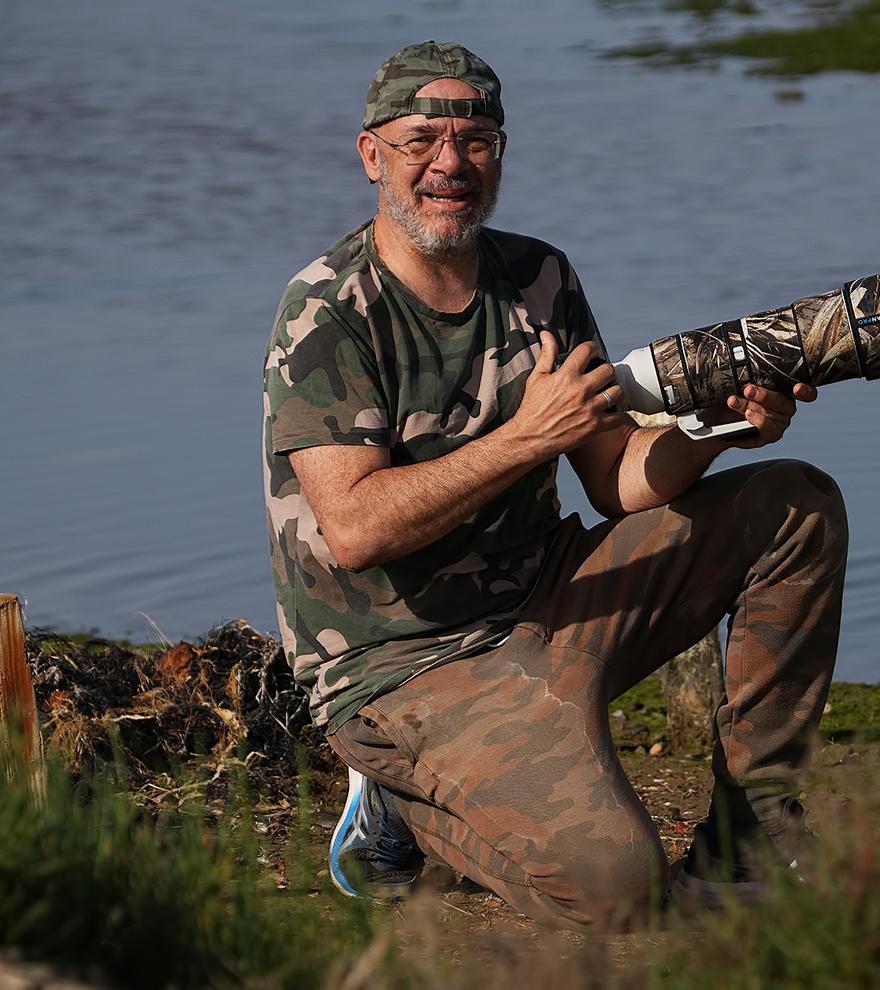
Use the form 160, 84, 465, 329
649, 742, 664, 757
611, 708, 627, 721
635, 746, 647, 755
822, 702, 833, 717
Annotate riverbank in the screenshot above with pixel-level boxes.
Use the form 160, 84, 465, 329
608, 1, 880, 79
2, 624, 876, 987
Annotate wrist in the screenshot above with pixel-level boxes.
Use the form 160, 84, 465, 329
495, 416, 550, 470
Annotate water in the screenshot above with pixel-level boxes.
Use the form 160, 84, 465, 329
1, 0, 877, 680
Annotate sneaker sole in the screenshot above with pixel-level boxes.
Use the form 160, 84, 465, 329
329, 765, 364, 897
670, 868, 767, 912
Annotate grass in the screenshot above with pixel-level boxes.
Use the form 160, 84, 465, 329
655, 774, 880, 988
9, 627, 880, 987
823, 681, 880, 740
0, 748, 376, 989
610, 675, 880, 744
611, 674, 669, 743
1, 716, 878, 987
608, 1, 880, 76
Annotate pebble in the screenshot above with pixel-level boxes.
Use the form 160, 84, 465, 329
823, 702, 833, 716
649, 742, 664, 757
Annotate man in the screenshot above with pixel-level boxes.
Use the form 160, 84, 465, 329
263, 41, 847, 928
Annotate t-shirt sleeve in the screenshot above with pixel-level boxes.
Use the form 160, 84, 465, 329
564, 259, 611, 363
265, 298, 390, 455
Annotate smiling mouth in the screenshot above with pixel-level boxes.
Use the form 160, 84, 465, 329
417, 180, 477, 200
419, 189, 477, 210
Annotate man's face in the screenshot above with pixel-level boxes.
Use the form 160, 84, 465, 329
362, 78, 504, 258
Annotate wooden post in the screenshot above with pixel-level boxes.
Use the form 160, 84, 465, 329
658, 628, 724, 754
0, 594, 45, 793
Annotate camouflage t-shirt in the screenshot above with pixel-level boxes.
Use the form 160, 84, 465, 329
263, 220, 606, 732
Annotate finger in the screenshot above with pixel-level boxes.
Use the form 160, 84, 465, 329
728, 395, 788, 427
740, 384, 797, 417
792, 382, 818, 402
560, 339, 600, 374
740, 401, 788, 442
534, 331, 558, 374
593, 382, 626, 412
582, 359, 618, 393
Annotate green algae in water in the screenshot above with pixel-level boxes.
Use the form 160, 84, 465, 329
666, 0, 758, 17
707, 1, 880, 74
609, 1, 880, 76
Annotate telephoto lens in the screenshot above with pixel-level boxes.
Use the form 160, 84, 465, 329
614, 273, 880, 439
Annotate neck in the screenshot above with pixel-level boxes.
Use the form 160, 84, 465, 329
372, 213, 480, 313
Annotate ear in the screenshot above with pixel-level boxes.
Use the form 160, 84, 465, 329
497, 129, 507, 162
357, 131, 382, 183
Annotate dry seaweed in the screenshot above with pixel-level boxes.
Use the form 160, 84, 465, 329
25, 620, 329, 805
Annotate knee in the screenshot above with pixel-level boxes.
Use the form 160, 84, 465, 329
762, 459, 844, 513
749, 459, 848, 555
531, 829, 670, 930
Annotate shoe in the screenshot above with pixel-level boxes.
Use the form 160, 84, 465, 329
671, 801, 806, 912
329, 766, 423, 899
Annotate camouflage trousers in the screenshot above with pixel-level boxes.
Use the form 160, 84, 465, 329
328, 459, 848, 927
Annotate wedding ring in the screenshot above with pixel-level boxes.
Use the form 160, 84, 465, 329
600, 388, 615, 410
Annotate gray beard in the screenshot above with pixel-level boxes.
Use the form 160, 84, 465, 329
377, 156, 501, 259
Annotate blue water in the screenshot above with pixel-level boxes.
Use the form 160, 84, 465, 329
1, 0, 877, 679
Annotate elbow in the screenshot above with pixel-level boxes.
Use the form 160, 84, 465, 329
323, 522, 385, 573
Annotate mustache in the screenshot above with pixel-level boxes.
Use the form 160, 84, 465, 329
414, 176, 479, 197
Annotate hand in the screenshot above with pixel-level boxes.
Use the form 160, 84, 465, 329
511, 332, 628, 458
722, 381, 818, 449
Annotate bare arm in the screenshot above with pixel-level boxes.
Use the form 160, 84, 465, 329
291, 424, 540, 571
291, 333, 626, 571
568, 380, 819, 516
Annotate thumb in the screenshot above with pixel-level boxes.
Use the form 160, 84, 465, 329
534, 331, 558, 374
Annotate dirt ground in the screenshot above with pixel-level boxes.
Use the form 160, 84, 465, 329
19, 624, 878, 984
295, 735, 876, 944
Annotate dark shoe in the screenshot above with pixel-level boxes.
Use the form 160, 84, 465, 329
671, 799, 806, 911
329, 767, 423, 899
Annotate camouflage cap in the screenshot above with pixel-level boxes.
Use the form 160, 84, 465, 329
363, 40, 504, 130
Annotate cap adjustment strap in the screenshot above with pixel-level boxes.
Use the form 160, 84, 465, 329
405, 96, 491, 119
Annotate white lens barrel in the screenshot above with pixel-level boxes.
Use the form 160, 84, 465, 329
613, 346, 665, 414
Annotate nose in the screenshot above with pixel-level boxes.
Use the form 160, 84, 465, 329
429, 135, 468, 173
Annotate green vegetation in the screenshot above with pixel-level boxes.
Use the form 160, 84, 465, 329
608, 1, 880, 76
611, 673, 669, 742
658, 805, 880, 988
824, 681, 880, 740
3, 737, 878, 988
609, 675, 880, 744
0, 753, 375, 988
666, 0, 758, 17
8, 627, 879, 986
705, 1, 880, 75
609, 677, 880, 743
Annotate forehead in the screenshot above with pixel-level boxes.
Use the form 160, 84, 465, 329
415, 77, 481, 99
386, 78, 497, 134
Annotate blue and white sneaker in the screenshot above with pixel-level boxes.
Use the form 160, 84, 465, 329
329, 767, 423, 899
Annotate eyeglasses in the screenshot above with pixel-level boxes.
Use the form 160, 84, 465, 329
370, 129, 504, 166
